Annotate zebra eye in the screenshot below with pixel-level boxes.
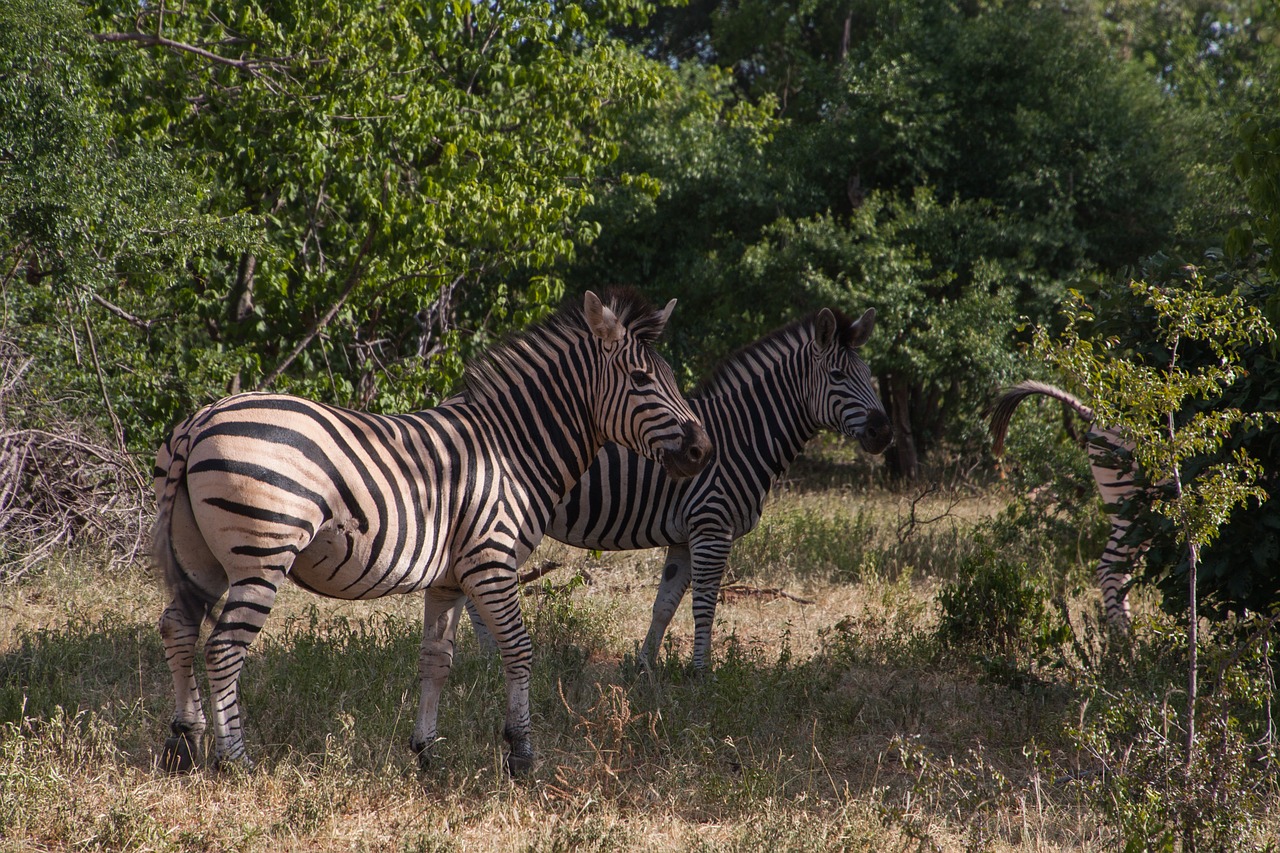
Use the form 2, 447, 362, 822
829, 369, 848, 382
630, 369, 653, 386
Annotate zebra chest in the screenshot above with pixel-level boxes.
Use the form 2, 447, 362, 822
682, 483, 764, 543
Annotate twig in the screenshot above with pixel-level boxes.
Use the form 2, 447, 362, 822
517, 560, 562, 585
1211, 610, 1280, 693
81, 311, 128, 458
87, 291, 152, 330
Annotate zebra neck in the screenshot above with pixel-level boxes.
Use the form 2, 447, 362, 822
464, 336, 600, 505
696, 347, 817, 481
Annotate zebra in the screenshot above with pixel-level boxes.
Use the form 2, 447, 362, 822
151, 289, 713, 777
472, 307, 892, 670
987, 379, 1152, 631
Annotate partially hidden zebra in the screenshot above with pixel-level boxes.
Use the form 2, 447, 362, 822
151, 290, 713, 776
987, 379, 1152, 631
473, 307, 892, 670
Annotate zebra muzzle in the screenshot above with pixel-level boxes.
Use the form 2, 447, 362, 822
660, 421, 714, 479
857, 410, 893, 455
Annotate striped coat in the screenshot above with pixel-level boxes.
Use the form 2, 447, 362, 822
152, 290, 711, 775
987, 379, 1151, 630
474, 308, 891, 669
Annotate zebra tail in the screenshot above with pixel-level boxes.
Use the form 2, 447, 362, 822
151, 431, 218, 628
987, 379, 1095, 457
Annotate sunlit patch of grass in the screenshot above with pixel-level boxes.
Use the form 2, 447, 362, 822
1, 465, 1275, 850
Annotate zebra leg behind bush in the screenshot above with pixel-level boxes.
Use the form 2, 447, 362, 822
987, 379, 1143, 632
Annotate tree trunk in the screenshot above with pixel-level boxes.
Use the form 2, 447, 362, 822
883, 373, 919, 481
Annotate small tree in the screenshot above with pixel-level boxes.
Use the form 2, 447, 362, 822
1033, 269, 1276, 846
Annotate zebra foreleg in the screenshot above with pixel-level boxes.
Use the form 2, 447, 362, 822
641, 543, 692, 668
204, 572, 281, 769
464, 570, 535, 777
411, 587, 465, 771
688, 534, 733, 671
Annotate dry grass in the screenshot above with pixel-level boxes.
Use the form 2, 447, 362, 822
1, 477, 1275, 851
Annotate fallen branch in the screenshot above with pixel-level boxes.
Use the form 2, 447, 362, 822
720, 583, 815, 605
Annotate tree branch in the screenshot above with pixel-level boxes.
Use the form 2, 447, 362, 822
255, 209, 382, 392
93, 31, 263, 71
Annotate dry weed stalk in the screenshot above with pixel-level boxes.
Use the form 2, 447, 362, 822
0, 339, 150, 581
550, 680, 657, 800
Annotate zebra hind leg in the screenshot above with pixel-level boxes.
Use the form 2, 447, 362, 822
158, 590, 213, 772
204, 571, 282, 769
1097, 524, 1135, 633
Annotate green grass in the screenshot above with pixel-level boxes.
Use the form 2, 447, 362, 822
1, 469, 1277, 851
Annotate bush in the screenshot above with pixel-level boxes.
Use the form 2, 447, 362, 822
0, 338, 150, 581
935, 551, 1069, 683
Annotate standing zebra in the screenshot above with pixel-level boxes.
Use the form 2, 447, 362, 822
474, 307, 891, 670
987, 379, 1151, 631
152, 290, 712, 776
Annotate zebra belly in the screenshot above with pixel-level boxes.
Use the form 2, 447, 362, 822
287, 515, 448, 600
546, 512, 677, 552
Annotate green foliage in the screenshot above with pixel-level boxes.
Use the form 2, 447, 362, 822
1035, 265, 1277, 613
0, 0, 257, 450
581, 0, 1211, 473
935, 551, 1069, 683
3, 0, 677, 453
90, 0, 667, 409
1069, 615, 1280, 852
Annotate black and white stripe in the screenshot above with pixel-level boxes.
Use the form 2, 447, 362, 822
151, 290, 711, 775
988, 379, 1152, 631
475, 308, 891, 669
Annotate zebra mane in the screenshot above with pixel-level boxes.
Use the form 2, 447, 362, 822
690, 309, 857, 400
462, 287, 666, 399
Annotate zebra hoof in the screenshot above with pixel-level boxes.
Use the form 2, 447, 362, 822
160, 733, 199, 773
504, 739, 535, 778
410, 736, 435, 772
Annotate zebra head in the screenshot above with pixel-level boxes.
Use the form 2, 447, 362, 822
583, 290, 713, 479
811, 307, 892, 454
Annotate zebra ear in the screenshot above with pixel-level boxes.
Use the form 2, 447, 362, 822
845, 308, 876, 349
584, 290, 624, 344
815, 308, 838, 351
653, 298, 677, 336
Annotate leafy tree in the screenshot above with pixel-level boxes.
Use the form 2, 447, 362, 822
584, 0, 1201, 478
0, 0, 255, 451
7, 0, 675, 451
